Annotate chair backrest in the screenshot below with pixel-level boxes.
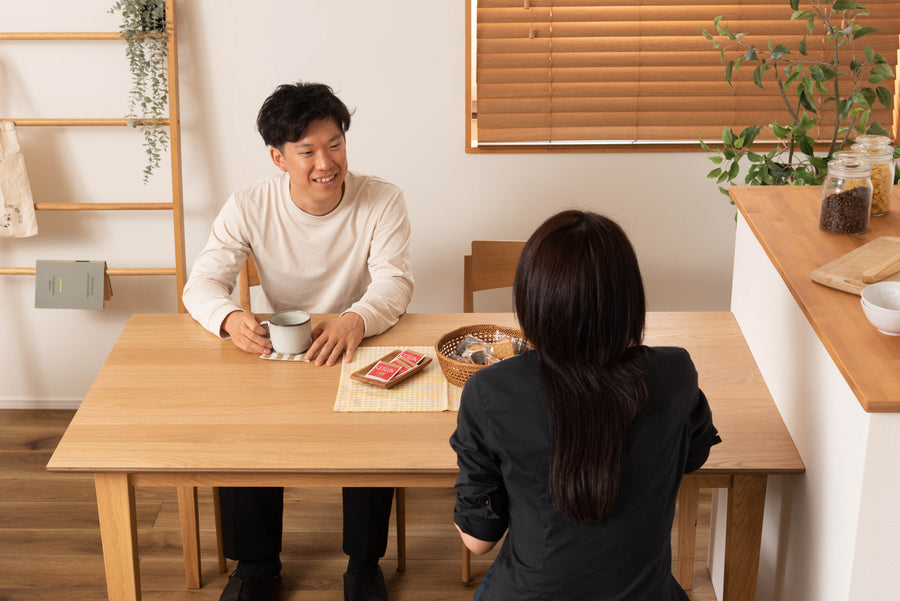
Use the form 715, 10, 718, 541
238, 254, 260, 311
463, 240, 526, 312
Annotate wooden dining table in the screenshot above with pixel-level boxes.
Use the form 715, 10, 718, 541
47, 311, 803, 601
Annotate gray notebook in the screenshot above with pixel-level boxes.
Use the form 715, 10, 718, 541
35, 260, 112, 310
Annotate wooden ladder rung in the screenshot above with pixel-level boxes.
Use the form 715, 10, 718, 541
0, 267, 177, 276
4, 118, 169, 127
0, 32, 122, 41
35, 203, 175, 211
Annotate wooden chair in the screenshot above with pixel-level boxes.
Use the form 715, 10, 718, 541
459, 240, 526, 582
238, 253, 260, 311
234, 253, 408, 572
463, 240, 527, 312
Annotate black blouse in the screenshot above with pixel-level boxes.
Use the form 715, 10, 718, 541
450, 347, 721, 601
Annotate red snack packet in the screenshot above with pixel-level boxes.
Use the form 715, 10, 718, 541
388, 360, 410, 376
365, 361, 403, 382
394, 349, 425, 366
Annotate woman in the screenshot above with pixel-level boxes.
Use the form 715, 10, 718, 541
450, 210, 721, 601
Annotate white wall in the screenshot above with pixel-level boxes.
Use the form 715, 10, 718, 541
0, 0, 737, 408
730, 215, 900, 601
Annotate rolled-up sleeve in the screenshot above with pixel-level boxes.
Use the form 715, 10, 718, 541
685, 388, 722, 473
450, 378, 509, 542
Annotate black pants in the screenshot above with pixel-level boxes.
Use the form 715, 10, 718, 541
219, 486, 395, 561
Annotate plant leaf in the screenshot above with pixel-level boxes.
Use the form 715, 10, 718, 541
797, 134, 815, 157
798, 88, 817, 113
853, 26, 877, 40
871, 63, 895, 79
808, 65, 826, 82
770, 44, 791, 59
866, 122, 891, 137
856, 89, 876, 107
833, 0, 856, 13
772, 122, 790, 138
722, 127, 735, 145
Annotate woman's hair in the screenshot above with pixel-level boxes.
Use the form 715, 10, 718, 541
256, 82, 352, 150
514, 210, 648, 523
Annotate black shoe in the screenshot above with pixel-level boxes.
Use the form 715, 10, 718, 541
343, 565, 388, 601
219, 559, 282, 601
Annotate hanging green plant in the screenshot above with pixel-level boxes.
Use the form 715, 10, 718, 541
109, 0, 169, 183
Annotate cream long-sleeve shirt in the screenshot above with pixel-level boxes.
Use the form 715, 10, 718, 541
183, 171, 414, 338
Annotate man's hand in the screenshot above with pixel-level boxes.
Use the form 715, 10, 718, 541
304, 312, 365, 366
222, 310, 272, 355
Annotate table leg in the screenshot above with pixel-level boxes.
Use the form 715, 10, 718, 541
95, 473, 141, 601
723, 474, 767, 601
676, 481, 699, 590
176, 485, 202, 588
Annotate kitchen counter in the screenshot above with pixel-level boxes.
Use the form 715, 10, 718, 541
725, 185, 900, 601
732, 185, 900, 412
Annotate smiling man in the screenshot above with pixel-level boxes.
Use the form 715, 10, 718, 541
183, 82, 413, 601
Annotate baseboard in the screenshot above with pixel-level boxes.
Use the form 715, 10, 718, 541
0, 398, 81, 410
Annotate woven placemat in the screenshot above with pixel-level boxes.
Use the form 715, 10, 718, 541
334, 346, 462, 412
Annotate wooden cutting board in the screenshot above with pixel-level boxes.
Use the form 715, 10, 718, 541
811, 236, 900, 295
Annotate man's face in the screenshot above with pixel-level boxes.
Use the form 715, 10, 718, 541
270, 117, 348, 216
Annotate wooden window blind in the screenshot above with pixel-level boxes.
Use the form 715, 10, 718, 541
467, 0, 900, 150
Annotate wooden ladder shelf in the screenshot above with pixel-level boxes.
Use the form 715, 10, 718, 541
0, 0, 187, 312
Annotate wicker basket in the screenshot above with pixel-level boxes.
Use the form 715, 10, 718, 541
435, 324, 525, 387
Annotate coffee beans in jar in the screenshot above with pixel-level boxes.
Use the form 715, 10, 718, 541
820, 152, 873, 235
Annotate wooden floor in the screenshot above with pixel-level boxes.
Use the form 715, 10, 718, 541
0, 410, 717, 600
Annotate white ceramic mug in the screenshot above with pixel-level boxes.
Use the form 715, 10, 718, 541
262, 310, 312, 355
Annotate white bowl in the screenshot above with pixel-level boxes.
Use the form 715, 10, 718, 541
860, 298, 900, 335
860, 299, 898, 316
861, 281, 900, 312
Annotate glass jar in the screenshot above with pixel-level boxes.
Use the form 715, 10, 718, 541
819, 152, 873, 235
851, 134, 894, 216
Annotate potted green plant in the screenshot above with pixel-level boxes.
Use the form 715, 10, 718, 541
701, 0, 897, 200
109, 0, 168, 183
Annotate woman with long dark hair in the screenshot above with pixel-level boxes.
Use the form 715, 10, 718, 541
450, 210, 721, 600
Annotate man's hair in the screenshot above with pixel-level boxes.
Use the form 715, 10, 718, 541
256, 82, 352, 150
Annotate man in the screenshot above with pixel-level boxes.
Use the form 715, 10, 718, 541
183, 82, 413, 601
